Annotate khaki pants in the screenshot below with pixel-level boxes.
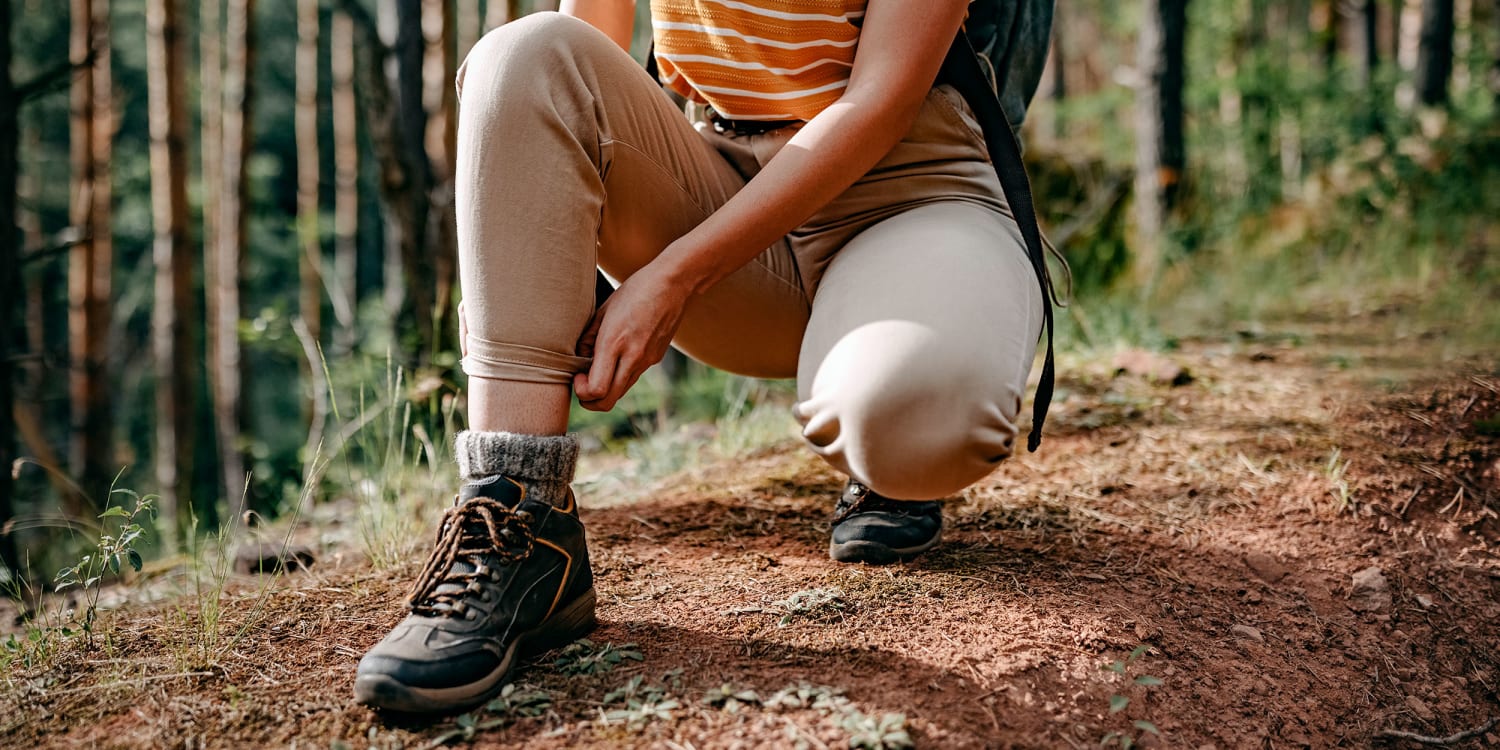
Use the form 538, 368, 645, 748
456, 13, 1043, 500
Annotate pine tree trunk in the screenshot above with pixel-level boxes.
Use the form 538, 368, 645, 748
340, 0, 433, 369
296, 0, 324, 429
485, 0, 524, 31
147, 0, 195, 549
1415, 0, 1455, 105
0, 0, 22, 581
1347, 0, 1380, 88
200, 0, 223, 488
69, 0, 114, 512
458, 0, 481, 61
1493, 0, 1500, 111
425, 0, 459, 358
331, 10, 360, 355
1133, 0, 1187, 280
216, 0, 255, 522
394, 0, 435, 366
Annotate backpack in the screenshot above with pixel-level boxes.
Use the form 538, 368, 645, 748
638, 1, 1060, 451
948, 0, 1059, 453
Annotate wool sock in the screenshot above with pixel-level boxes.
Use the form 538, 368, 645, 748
454, 430, 578, 508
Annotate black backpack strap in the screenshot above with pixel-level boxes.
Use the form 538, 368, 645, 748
940, 31, 1056, 453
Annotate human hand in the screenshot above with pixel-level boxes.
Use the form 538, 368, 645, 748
573, 263, 691, 412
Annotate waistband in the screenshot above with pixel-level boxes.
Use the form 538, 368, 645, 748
707, 109, 800, 136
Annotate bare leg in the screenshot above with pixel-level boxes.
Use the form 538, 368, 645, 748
467, 378, 570, 435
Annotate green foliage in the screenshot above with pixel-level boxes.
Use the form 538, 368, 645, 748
54, 489, 156, 643
1099, 645, 1165, 748
601, 674, 682, 729
842, 711, 914, 750
421, 683, 553, 749
552, 639, 645, 676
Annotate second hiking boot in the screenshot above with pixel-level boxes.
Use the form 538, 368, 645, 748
354, 475, 595, 713
828, 480, 943, 564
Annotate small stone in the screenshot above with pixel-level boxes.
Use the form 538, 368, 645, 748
234, 542, 316, 575
1231, 624, 1264, 642
1350, 566, 1392, 612
1405, 695, 1436, 721
1415, 594, 1435, 609
1243, 552, 1290, 584
1113, 349, 1193, 386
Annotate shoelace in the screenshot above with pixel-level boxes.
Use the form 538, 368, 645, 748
407, 497, 536, 618
832, 483, 939, 525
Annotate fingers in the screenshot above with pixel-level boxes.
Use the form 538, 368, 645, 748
575, 347, 620, 410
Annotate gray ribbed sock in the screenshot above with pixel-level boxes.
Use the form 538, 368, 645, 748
455, 430, 578, 508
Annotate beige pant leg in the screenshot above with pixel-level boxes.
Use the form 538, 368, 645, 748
794, 202, 1044, 500
455, 12, 807, 384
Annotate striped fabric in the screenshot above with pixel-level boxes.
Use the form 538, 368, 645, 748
649, 0, 868, 122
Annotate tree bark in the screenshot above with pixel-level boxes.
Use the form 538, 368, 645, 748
331, 10, 360, 354
1346, 0, 1381, 88
1415, 0, 1455, 105
1133, 0, 1187, 279
147, 0, 195, 549
458, 0, 482, 61
485, 0, 524, 31
296, 0, 324, 427
69, 0, 114, 512
339, 0, 432, 368
1493, 0, 1500, 111
0, 0, 22, 581
424, 0, 459, 358
215, 0, 255, 523
393, 0, 435, 365
200, 0, 223, 474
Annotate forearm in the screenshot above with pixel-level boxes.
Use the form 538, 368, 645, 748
653, 93, 924, 297
650, 0, 967, 298
559, 0, 635, 51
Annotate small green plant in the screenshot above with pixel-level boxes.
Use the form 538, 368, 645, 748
772, 587, 847, 627
54, 489, 156, 643
602, 695, 682, 729
702, 683, 761, 713
841, 711, 914, 750
1099, 645, 1165, 748
601, 676, 680, 729
552, 639, 645, 675
762, 682, 850, 712
420, 683, 553, 749
1322, 447, 1356, 513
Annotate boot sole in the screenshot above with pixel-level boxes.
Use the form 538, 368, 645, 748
829, 530, 942, 565
353, 587, 597, 713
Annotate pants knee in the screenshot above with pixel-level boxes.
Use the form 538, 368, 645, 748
457, 12, 599, 100
795, 373, 1023, 501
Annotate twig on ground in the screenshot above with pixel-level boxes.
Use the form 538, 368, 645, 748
42, 671, 216, 697
1376, 715, 1500, 745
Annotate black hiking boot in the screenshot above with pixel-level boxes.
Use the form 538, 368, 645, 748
828, 480, 943, 565
354, 475, 595, 713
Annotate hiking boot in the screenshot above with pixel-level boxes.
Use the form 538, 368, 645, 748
828, 480, 943, 564
354, 475, 595, 713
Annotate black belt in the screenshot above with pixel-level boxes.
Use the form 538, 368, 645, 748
707, 111, 800, 136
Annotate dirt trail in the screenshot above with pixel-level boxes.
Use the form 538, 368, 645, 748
4, 329, 1499, 749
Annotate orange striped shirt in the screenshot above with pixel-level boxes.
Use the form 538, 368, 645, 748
649, 0, 867, 122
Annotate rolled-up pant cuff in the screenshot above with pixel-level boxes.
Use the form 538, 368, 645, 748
462, 335, 590, 384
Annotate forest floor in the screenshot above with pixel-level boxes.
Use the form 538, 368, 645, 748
3, 311, 1500, 749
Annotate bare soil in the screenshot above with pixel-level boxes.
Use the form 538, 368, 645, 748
4, 326, 1499, 749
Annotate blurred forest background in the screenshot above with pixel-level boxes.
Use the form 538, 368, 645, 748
1, 0, 1497, 587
